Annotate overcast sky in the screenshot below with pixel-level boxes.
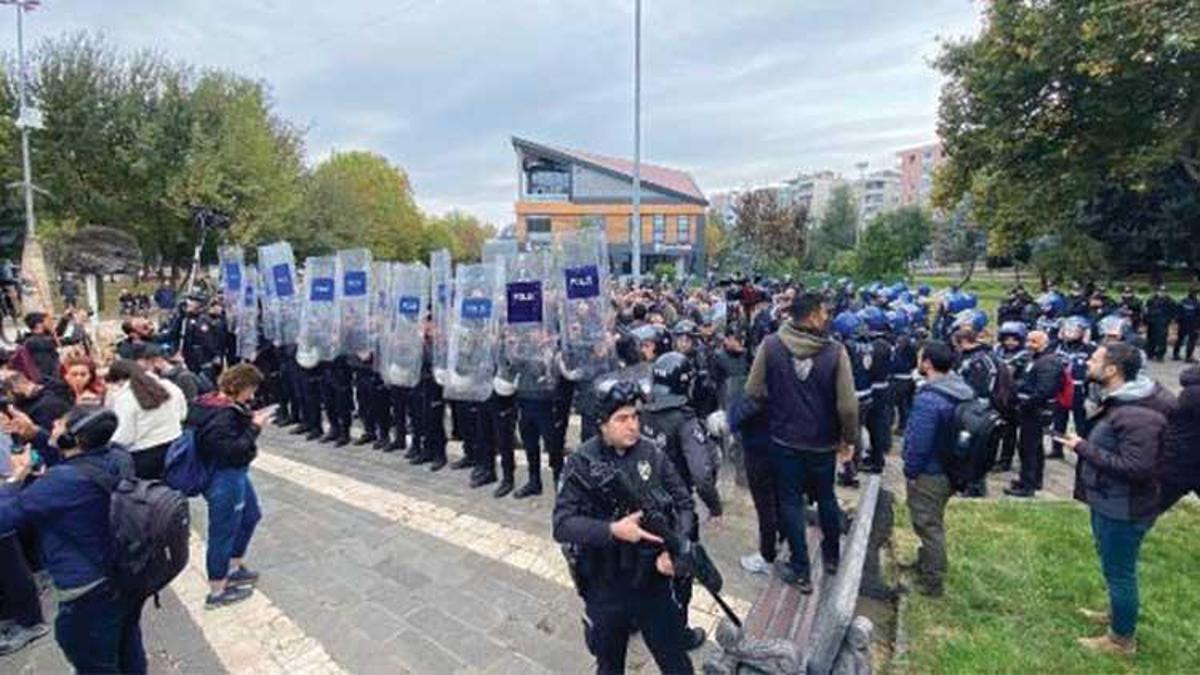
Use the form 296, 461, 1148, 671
22, 0, 983, 226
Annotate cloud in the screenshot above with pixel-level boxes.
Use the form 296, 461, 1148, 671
21, 0, 981, 228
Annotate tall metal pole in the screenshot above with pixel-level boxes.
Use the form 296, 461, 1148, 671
631, 0, 642, 283
16, 3, 34, 239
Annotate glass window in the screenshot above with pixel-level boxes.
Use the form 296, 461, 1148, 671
676, 215, 689, 243
653, 215, 665, 244
526, 216, 551, 234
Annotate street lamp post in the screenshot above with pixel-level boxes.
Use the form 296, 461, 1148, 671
5, 0, 40, 240
631, 0, 642, 283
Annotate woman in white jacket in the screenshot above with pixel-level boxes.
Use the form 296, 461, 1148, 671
105, 358, 187, 479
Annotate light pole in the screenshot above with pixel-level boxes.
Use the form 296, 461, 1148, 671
631, 0, 642, 283
4, 0, 40, 240
854, 160, 868, 248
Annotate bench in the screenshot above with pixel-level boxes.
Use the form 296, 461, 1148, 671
704, 475, 893, 675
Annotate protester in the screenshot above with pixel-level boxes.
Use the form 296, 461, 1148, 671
186, 364, 269, 608
745, 292, 858, 593
902, 341, 973, 597
0, 406, 146, 673
105, 359, 187, 480
61, 353, 105, 406
12, 313, 60, 384
1159, 365, 1200, 513
1062, 342, 1175, 657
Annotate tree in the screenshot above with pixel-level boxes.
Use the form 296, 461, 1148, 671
703, 211, 727, 268
934, 0, 1200, 263
297, 151, 424, 261
1029, 231, 1109, 286
426, 210, 495, 262
806, 184, 858, 269
931, 196, 987, 285
731, 188, 807, 274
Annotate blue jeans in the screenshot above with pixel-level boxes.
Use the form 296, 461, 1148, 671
769, 445, 841, 575
204, 467, 262, 582
1090, 509, 1152, 639
55, 581, 146, 674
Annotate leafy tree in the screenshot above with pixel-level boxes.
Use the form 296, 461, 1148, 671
934, 0, 1200, 261
703, 211, 727, 267
731, 188, 807, 268
1029, 231, 1110, 286
426, 210, 495, 262
806, 184, 858, 269
931, 196, 987, 285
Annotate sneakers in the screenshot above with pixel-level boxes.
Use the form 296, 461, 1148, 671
1078, 632, 1136, 657
205, 585, 254, 609
227, 566, 260, 588
739, 552, 772, 575
774, 561, 813, 594
0, 623, 49, 655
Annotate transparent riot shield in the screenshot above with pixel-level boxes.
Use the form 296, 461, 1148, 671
370, 261, 392, 359
257, 266, 278, 347
555, 227, 614, 379
483, 238, 518, 324
503, 251, 558, 395
258, 241, 300, 346
218, 246, 244, 318
235, 264, 259, 361
298, 255, 340, 363
445, 262, 499, 402
383, 263, 430, 387
337, 248, 373, 356
430, 249, 452, 385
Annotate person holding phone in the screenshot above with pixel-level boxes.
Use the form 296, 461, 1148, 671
185, 364, 269, 609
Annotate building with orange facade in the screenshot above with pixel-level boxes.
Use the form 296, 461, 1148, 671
512, 137, 708, 276
896, 141, 946, 207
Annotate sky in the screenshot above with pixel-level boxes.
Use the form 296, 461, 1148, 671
19, 0, 984, 227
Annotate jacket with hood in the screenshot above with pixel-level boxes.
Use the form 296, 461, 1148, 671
186, 392, 260, 469
745, 321, 859, 452
1160, 366, 1200, 488
1073, 376, 1176, 521
903, 373, 976, 479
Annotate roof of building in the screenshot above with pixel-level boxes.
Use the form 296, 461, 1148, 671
512, 136, 708, 205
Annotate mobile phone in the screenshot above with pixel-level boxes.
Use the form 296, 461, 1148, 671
1049, 432, 1070, 444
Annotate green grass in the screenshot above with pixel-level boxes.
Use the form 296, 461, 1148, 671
893, 499, 1200, 675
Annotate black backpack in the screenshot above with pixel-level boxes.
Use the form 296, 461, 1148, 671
933, 391, 1005, 491
74, 459, 191, 605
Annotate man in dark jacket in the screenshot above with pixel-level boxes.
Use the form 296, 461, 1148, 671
903, 341, 974, 596
1159, 365, 1200, 513
1005, 330, 1061, 498
0, 406, 145, 673
1172, 288, 1199, 363
745, 292, 858, 593
1142, 286, 1175, 362
15, 312, 60, 384
1062, 342, 1175, 657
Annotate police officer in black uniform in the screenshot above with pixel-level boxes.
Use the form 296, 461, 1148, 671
1174, 287, 1200, 363
1144, 286, 1176, 362
172, 294, 225, 384
552, 381, 695, 675
640, 352, 722, 651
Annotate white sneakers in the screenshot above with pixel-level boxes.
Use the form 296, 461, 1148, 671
740, 552, 772, 575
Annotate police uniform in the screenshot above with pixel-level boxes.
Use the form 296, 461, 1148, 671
1144, 292, 1177, 362
1174, 292, 1200, 362
552, 436, 695, 674
863, 334, 894, 473
1053, 338, 1095, 444
891, 333, 918, 430
838, 337, 874, 485
993, 344, 1030, 470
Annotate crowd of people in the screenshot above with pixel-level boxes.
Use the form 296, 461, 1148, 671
0, 243, 1197, 673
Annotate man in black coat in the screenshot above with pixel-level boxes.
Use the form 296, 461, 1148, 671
1005, 330, 1062, 498
1142, 286, 1176, 362
1172, 287, 1199, 363
1160, 365, 1200, 513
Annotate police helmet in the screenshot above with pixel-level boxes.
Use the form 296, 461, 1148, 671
858, 306, 889, 334
596, 379, 647, 423
886, 309, 911, 335
651, 352, 695, 401
952, 309, 988, 334
998, 321, 1028, 342
832, 311, 864, 340
671, 320, 698, 337
1059, 316, 1089, 342
1037, 292, 1066, 317
917, 284, 931, 297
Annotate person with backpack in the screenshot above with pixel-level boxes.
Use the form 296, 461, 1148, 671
1061, 343, 1176, 657
902, 340, 974, 597
952, 323, 1012, 497
1005, 330, 1062, 498
106, 359, 187, 480
0, 406, 147, 673
186, 364, 270, 609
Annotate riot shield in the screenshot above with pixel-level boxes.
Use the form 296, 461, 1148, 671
554, 227, 614, 379
445, 262, 499, 402
503, 251, 558, 395
483, 238, 518, 324
383, 263, 430, 388
258, 241, 300, 346
430, 249, 452, 385
236, 264, 259, 361
370, 261, 392, 359
337, 248, 373, 356
257, 266, 278, 347
298, 255, 340, 363
218, 246, 245, 318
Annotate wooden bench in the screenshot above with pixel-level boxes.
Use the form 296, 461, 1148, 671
705, 475, 891, 675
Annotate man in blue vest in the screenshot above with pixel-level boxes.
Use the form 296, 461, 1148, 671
745, 292, 859, 593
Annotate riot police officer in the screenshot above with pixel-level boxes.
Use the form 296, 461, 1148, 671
1144, 286, 1176, 362
858, 307, 894, 474
993, 321, 1030, 472
831, 311, 872, 487
553, 381, 695, 674
1052, 317, 1094, 454
640, 352, 722, 652
1174, 287, 1200, 363
670, 320, 717, 418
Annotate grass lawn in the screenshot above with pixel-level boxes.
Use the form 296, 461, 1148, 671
892, 499, 1200, 675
